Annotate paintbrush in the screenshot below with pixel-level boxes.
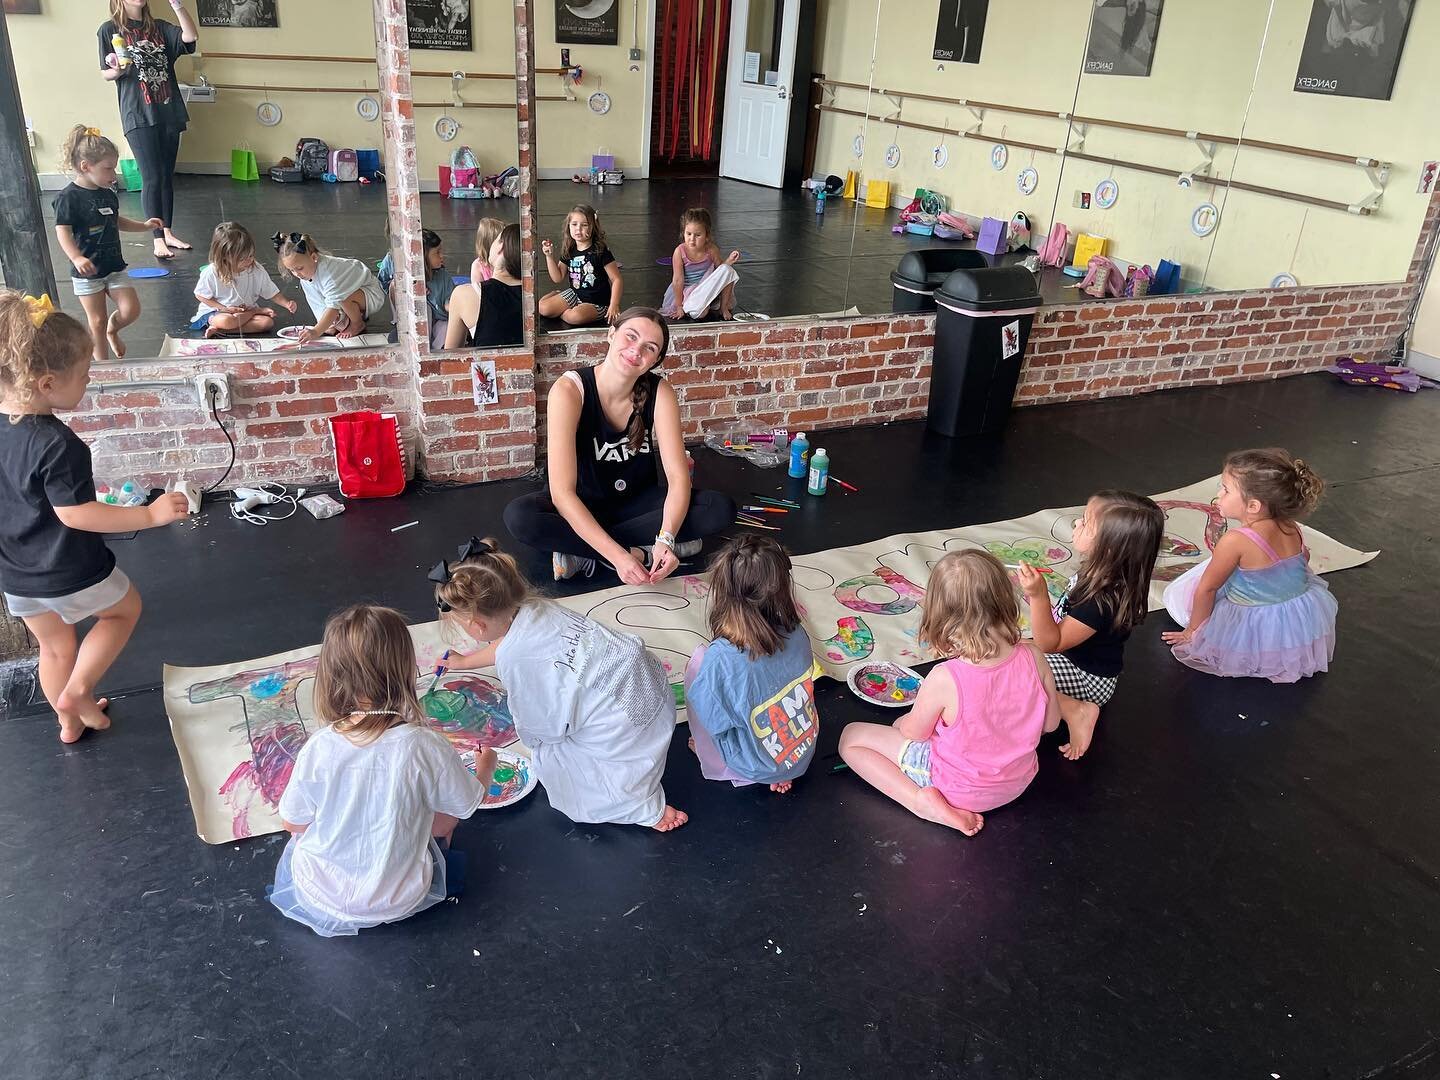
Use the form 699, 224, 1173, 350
1005, 563, 1056, 575
735, 518, 781, 532
741, 506, 789, 513
749, 493, 801, 508
422, 650, 451, 698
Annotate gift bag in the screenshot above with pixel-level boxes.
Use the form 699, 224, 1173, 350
865, 180, 891, 208
977, 216, 1008, 256
1072, 233, 1109, 269
230, 148, 259, 182
842, 170, 859, 200
329, 411, 406, 499
120, 158, 143, 192
438, 165, 453, 198
356, 149, 382, 181
1153, 259, 1182, 295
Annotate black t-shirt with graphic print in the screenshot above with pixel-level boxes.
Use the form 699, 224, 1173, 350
98, 18, 195, 134
52, 183, 126, 279
566, 246, 615, 308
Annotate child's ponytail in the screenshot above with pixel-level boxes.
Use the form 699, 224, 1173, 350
273, 231, 323, 279
1292, 458, 1324, 517
60, 124, 118, 174
0, 291, 94, 421
432, 537, 533, 620
1224, 448, 1324, 522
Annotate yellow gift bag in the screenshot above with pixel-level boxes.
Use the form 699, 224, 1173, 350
842, 170, 859, 200
1072, 233, 1109, 269
865, 180, 891, 208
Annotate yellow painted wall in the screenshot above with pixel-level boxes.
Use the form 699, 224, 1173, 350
812, 0, 1440, 291
10, 0, 526, 182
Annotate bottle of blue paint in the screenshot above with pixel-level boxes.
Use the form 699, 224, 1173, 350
788, 432, 809, 478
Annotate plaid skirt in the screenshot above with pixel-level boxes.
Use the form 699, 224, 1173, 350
1044, 653, 1118, 705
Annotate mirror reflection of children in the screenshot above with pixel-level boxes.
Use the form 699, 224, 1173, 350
684, 535, 819, 794
446, 224, 523, 350
274, 231, 387, 345
52, 126, 162, 362
432, 538, 688, 832
1018, 491, 1164, 760
839, 551, 1060, 836
539, 204, 622, 326
660, 208, 740, 321
0, 292, 187, 744
269, 605, 495, 938
191, 221, 296, 337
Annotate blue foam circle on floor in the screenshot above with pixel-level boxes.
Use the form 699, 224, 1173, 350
452, 275, 470, 286
127, 267, 170, 279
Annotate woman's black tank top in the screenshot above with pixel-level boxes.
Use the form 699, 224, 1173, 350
572, 365, 661, 503
468, 279, 523, 348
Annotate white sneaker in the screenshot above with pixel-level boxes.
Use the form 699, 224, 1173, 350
552, 552, 596, 581
675, 538, 703, 558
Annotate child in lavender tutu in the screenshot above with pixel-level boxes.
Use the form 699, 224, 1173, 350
1162, 449, 1337, 682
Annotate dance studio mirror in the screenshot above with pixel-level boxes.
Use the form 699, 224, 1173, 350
1043, 0, 1434, 301
415, 0, 525, 354
8, 0, 391, 364
523, 0, 888, 337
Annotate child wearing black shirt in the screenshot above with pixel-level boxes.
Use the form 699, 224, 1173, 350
0, 291, 186, 743
539, 204, 623, 327
53, 125, 163, 362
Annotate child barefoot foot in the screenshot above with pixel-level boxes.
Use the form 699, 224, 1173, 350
1058, 700, 1101, 761
57, 712, 86, 743
770, 780, 793, 794
651, 805, 689, 832
106, 314, 127, 359
915, 787, 984, 836
57, 689, 110, 733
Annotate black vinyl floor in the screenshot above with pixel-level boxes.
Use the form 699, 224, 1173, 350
32, 175, 1069, 356
2, 374, 1438, 1078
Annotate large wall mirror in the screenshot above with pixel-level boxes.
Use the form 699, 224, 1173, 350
11, 0, 391, 363
527, 0, 886, 336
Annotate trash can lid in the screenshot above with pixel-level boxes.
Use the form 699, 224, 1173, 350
891, 248, 990, 289
936, 265, 1042, 312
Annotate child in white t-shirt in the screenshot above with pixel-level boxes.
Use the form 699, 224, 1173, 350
191, 222, 296, 337
432, 537, 688, 832
274, 230, 387, 344
269, 604, 496, 938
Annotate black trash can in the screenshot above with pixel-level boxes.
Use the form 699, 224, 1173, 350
927, 265, 1043, 437
890, 249, 989, 313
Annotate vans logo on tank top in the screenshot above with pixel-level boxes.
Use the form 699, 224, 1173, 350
592, 436, 652, 463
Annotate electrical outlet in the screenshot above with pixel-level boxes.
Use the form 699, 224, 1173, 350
195, 372, 232, 412
629, 47, 643, 61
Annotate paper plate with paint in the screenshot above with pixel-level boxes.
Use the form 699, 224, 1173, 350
277, 325, 308, 340
847, 662, 924, 708
464, 748, 538, 809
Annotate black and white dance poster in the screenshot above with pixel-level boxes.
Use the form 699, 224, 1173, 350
3, 0, 43, 15
1084, 0, 1163, 77
406, 0, 474, 51
555, 0, 619, 45
932, 0, 989, 64
1294, 0, 1414, 100
197, 0, 278, 28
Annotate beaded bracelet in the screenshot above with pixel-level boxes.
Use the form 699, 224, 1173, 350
655, 530, 676, 551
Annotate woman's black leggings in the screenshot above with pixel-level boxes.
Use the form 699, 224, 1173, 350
504, 487, 737, 559
127, 124, 182, 238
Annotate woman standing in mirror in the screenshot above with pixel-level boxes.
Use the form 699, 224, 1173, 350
504, 308, 735, 584
445, 223, 523, 350
98, 0, 198, 262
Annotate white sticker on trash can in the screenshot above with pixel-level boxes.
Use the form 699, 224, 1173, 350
1002, 319, 1021, 360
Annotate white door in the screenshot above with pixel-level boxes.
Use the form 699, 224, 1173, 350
719, 0, 800, 188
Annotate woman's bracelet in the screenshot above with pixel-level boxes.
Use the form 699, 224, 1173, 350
169, 0, 184, 10
655, 530, 676, 551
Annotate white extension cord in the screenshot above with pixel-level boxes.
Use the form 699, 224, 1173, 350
231, 483, 305, 526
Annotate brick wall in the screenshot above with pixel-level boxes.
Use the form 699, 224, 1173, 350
56, 1, 1440, 492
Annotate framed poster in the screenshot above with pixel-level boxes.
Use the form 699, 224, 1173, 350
197, 0, 278, 28
1084, 0, 1164, 77
1294, 0, 1413, 101
3, 1, 43, 14
556, 0, 619, 46
406, 0, 473, 51
932, 0, 988, 64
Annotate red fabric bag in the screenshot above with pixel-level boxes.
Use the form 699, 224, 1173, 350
329, 411, 406, 498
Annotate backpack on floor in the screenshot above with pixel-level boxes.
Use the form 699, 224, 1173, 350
449, 146, 484, 199
328, 148, 359, 182
295, 138, 330, 180
1038, 222, 1070, 267
1080, 255, 1125, 299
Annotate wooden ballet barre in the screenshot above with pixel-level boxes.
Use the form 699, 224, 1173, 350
411, 69, 515, 80
413, 101, 515, 109
200, 51, 374, 63
815, 104, 1056, 155
209, 82, 376, 93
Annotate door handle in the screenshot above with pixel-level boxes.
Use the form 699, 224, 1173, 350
777, 85, 788, 100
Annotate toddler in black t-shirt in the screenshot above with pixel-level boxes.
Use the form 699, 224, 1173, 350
52, 125, 163, 362
0, 291, 186, 743
1019, 491, 1165, 761
539, 204, 624, 327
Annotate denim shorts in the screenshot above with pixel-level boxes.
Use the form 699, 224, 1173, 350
189, 309, 215, 331
72, 272, 120, 297
898, 738, 933, 788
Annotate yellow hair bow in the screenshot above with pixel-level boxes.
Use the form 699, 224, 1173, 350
23, 294, 55, 328
84, 127, 103, 137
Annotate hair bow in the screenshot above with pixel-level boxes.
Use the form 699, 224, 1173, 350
84, 126, 103, 138
427, 537, 494, 607
22, 294, 55, 328
271, 231, 306, 253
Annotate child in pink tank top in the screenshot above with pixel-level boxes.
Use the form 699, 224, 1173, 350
839, 551, 1059, 836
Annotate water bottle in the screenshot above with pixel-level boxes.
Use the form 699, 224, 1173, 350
816, 189, 826, 216
97, 479, 145, 507
788, 432, 809, 478
807, 448, 830, 496
112, 33, 131, 69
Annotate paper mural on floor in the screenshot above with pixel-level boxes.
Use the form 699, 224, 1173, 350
165, 476, 1376, 843
158, 333, 390, 358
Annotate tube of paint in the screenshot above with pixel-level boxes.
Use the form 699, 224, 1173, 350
788, 432, 809, 478
112, 34, 131, 69
808, 448, 829, 496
